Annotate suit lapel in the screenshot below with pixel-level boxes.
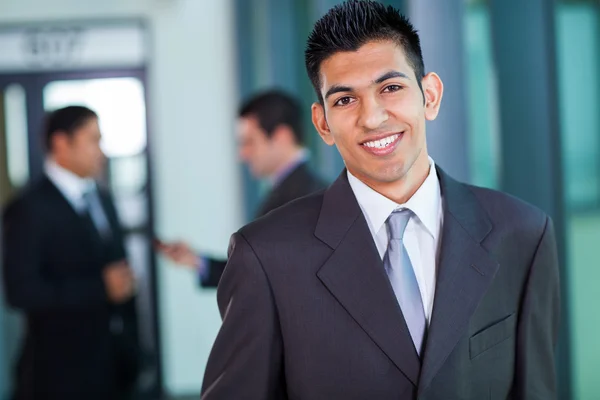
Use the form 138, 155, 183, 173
418, 170, 499, 394
42, 177, 106, 257
315, 172, 421, 386
42, 176, 80, 218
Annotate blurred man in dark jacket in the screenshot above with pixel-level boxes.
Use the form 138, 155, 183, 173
157, 90, 326, 287
3, 106, 139, 400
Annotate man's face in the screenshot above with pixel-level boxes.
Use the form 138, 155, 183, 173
237, 116, 279, 179
311, 40, 443, 189
54, 117, 105, 178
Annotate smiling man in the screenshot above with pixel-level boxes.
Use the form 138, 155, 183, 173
200, 1, 560, 399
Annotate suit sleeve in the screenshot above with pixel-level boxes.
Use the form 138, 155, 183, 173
2, 202, 108, 311
514, 216, 560, 399
201, 232, 286, 399
199, 257, 227, 288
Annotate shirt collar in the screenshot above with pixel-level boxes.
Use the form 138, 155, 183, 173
347, 157, 442, 240
45, 158, 95, 206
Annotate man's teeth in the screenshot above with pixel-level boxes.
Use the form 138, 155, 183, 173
363, 134, 400, 149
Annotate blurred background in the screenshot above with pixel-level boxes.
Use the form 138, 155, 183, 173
0, 0, 598, 398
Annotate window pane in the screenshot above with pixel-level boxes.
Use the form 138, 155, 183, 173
465, 3, 500, 189
43, 77, 147, 158
3, 84, 29, 188
556, 2, 600, 399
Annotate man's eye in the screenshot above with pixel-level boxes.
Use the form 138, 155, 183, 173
334, 96, 353, 106
383, 85, 402, 93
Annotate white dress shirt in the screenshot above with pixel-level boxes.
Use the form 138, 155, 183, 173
45, 158, 95, 213
347, 158, 444, 324
45, 159, 113, 239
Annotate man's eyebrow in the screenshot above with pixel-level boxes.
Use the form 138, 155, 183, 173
373, 70, 409, 84
325, 84, 353, 100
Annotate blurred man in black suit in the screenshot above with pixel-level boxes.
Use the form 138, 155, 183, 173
2, 106, 139, 400
157, 90, 326, 287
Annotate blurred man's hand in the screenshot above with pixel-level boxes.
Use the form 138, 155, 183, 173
103, 260, 135, 304
155, 240, 200, 269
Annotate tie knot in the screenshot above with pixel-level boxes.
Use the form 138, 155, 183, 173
81, 188, 93, 201
80, 187, 98, 212
386, 209, 411, 240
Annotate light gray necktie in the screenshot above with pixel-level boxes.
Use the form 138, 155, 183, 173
384, 209, 427, 356
81, 188, 112, 239
82, 189, 122, 334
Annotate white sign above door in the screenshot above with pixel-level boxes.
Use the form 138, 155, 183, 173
0, 22, 146, 72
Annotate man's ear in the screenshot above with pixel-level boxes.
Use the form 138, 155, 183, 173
50, 131, 70, 154
311, 102, 334, 146
422, 72, 444, 121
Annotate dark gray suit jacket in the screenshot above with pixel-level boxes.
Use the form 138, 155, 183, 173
201, 169, 560, 399
200, 162, 326, 288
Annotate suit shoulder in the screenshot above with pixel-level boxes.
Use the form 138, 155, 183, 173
240, 190, 325, 241
467, 184, 549, 232
3, 179, 48, 219
288, 165, 328, 193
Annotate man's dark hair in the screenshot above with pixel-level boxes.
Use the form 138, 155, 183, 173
239, 90, 305, 145
305, 0, 425, 103
44, 105, 98, 151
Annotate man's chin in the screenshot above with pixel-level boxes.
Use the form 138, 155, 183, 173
369, 165, 409, 184
374, 175, 408, 185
